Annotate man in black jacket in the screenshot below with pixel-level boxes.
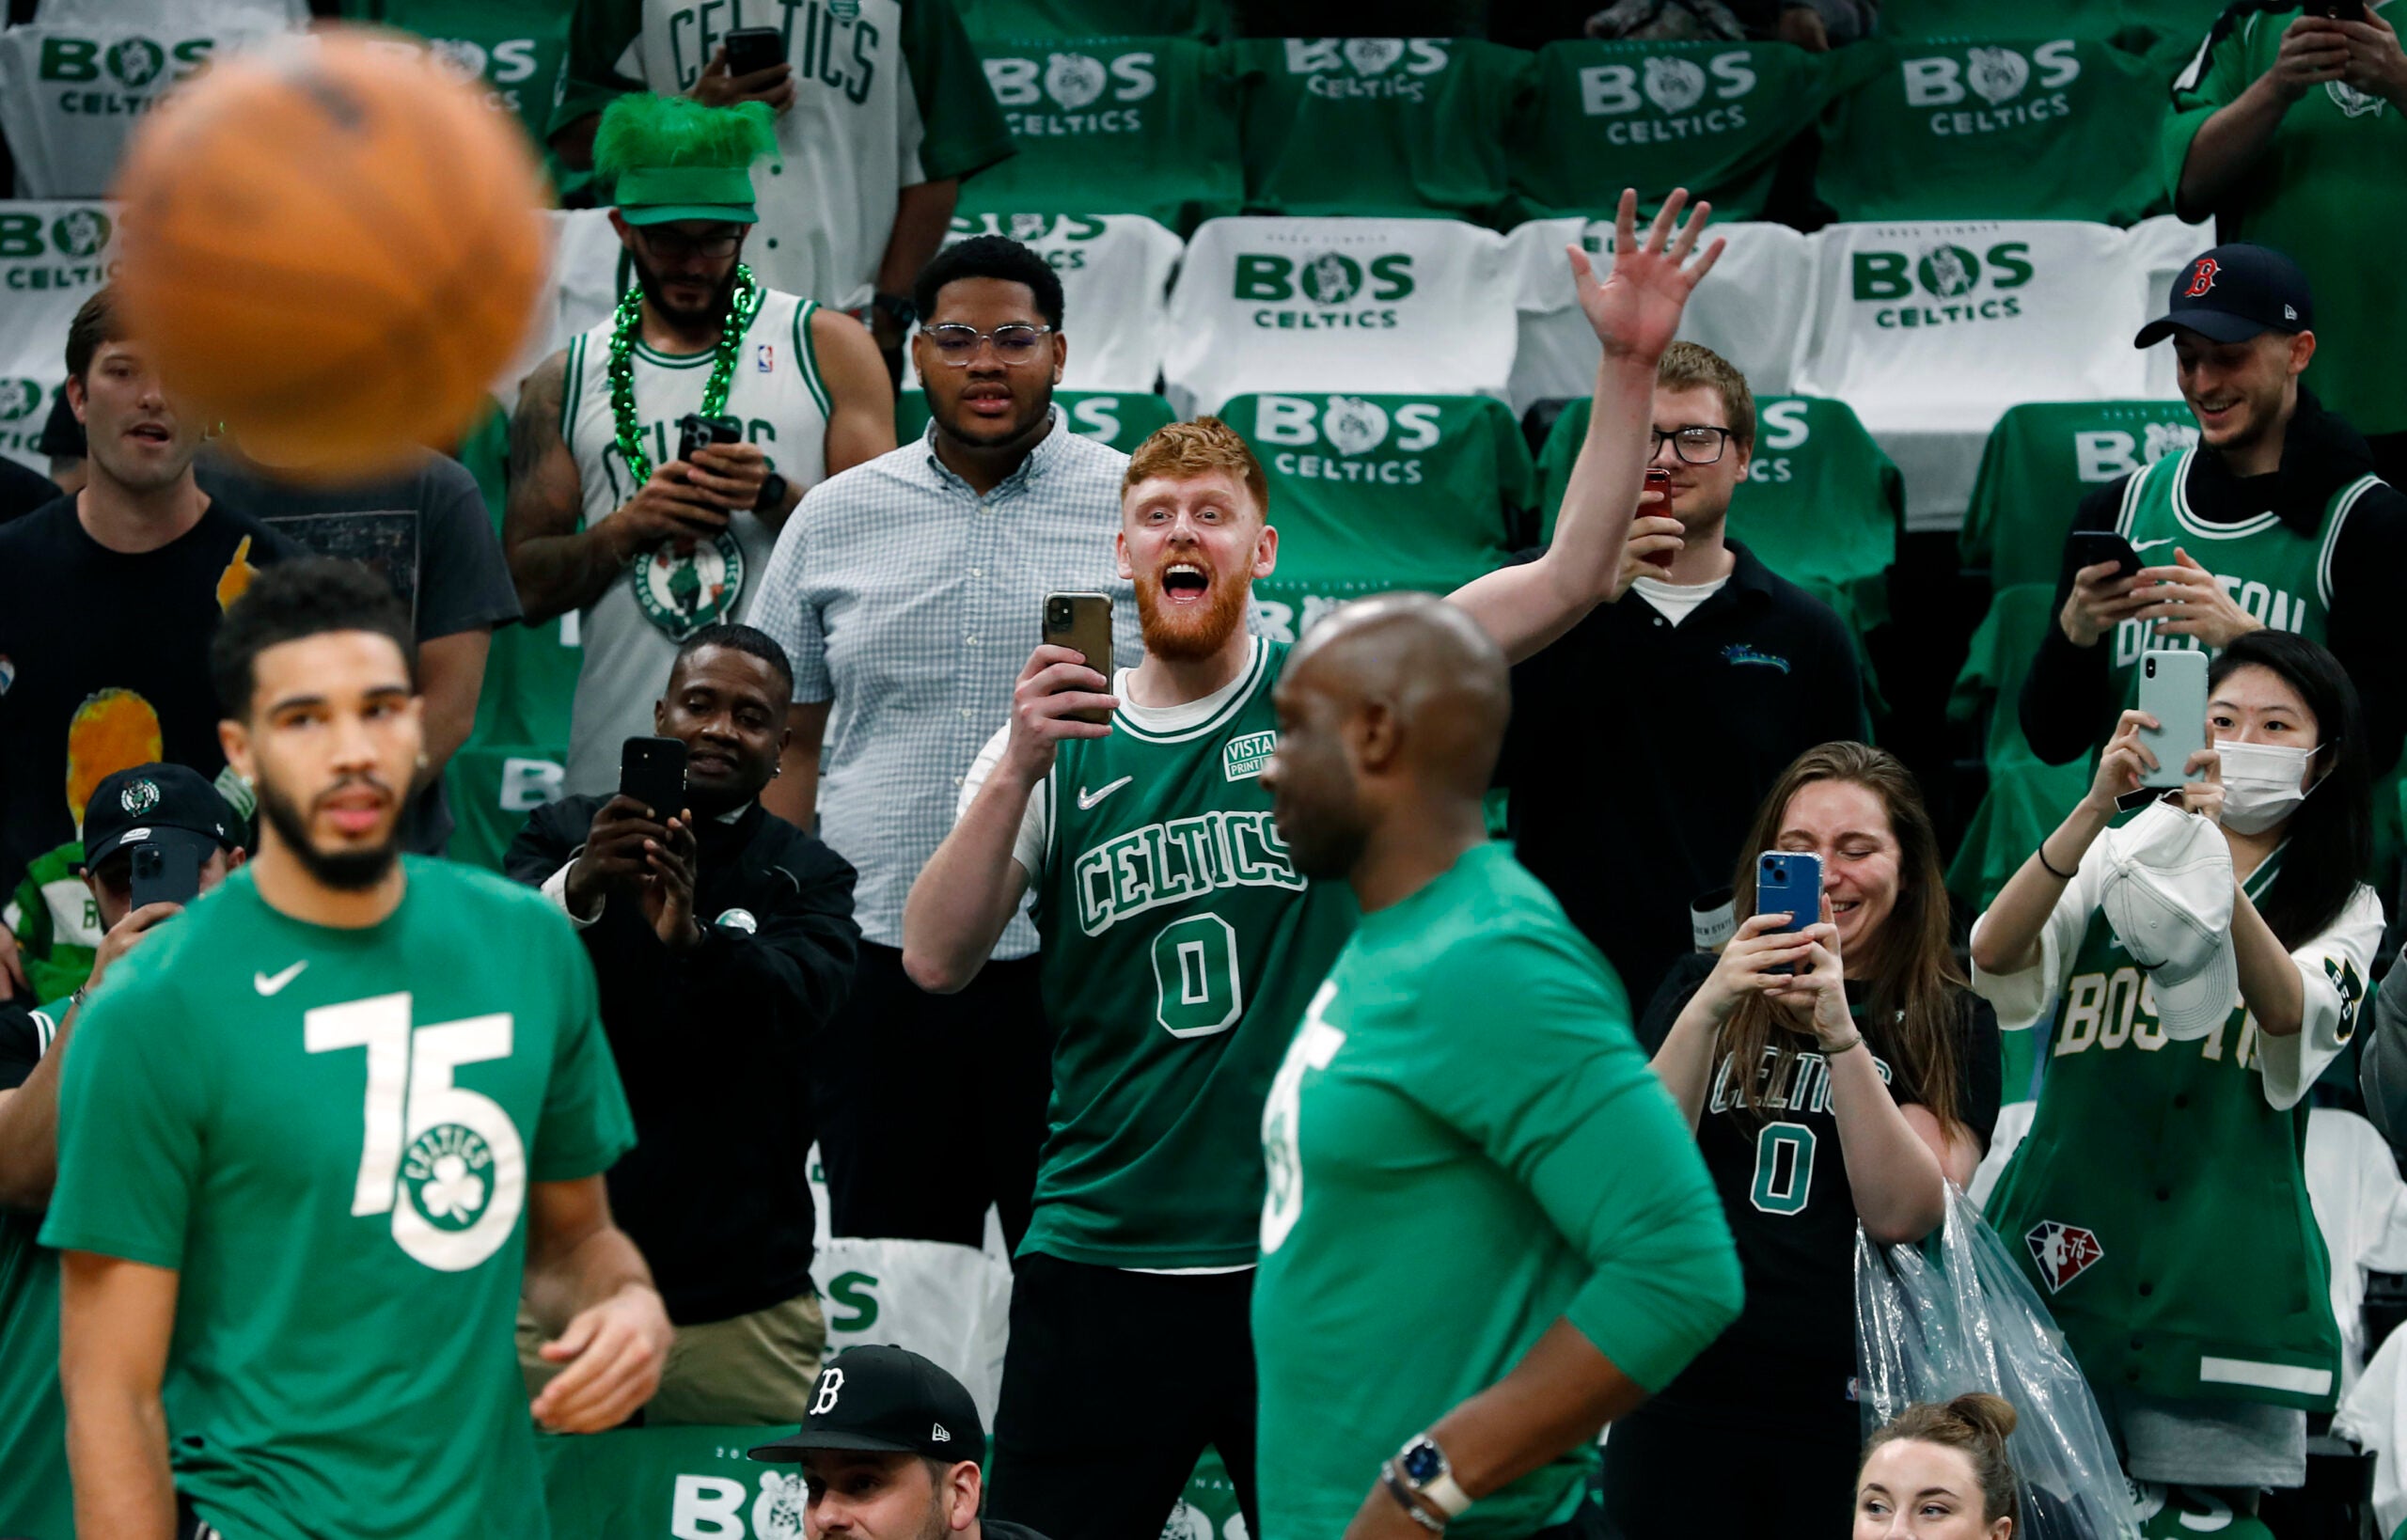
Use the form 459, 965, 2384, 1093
508, 622, 858, 1425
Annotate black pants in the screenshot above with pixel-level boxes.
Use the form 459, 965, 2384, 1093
811, 942, 1051, 1249
987, 1253, 1259, 1540
1598, 1393, 1860, 1536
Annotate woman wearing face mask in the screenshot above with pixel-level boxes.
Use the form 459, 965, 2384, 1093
1854, 1394, 2020, 1540
1969, 630, 2382, 1518
1600, 742, 2001, 1536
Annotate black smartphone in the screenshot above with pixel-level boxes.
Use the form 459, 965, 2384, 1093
677, 413, 743, 469
2066, 529, 2143, 581
2305, 0, 2367, 20
130, 842, 202, 910
621, 735, 689, 820
723, 25, 786, 77
1042, 592, 1116, 727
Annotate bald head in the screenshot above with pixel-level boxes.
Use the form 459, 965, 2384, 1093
1264, 594, 1511, 881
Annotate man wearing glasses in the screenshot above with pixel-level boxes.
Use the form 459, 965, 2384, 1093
504, 93, 898, 799
751, 234, 1138, 1250
1501, 341, 1868, 1012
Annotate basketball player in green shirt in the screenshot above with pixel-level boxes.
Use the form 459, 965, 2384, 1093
903, 189, 1724, 1540
45, 559, 671, 1540
1253, 593, 1740, 1540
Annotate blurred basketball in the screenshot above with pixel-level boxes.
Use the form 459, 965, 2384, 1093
110, 29, 549, 478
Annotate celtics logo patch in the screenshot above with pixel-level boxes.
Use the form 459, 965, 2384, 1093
2328, 955, 2366, 1045
120, 778, 160, 815
402, 1124, 495, 1231
633, 530, 746, 640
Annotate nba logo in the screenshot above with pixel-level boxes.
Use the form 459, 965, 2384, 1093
755, 343, 775, 373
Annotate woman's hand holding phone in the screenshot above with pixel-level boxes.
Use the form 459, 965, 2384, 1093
1694, 911, 1820, 1024
1765, 893, 1852, 1047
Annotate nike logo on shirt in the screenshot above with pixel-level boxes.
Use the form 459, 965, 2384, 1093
1077, 776, 1134, 810
254, 961, 308, 996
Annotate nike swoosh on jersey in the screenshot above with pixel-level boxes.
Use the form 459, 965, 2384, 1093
254, 960, 308, 996
1077, 776, 1134, 810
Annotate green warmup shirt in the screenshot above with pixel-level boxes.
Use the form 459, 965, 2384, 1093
1975, 817, 2382, 1411
1253, 842, 1742, 1539
0, 998, 71, 1540
40, 859, 637, 1540
967, 636, 1360, 1268
2165, 5, 2407, 435
2102, 446, 2371, 698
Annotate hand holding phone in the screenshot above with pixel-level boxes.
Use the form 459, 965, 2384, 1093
722, 25, 787, 78
129, 842, 203, 910
677, 414, 743, 472
621, 735, 689, 820
1041, 594, 1117, 727
2134, 649, 2208, 792
2066, 530, 2143, 582
1754, 852, 1823, 977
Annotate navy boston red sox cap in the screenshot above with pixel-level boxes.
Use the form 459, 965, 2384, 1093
747, 1345, 984, 1464
2134, 243, 2315, 348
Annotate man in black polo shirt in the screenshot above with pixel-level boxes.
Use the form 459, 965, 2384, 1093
1503, 342, 1866, 1014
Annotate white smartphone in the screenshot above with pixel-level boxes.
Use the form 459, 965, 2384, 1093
2135, 649, 2208, 791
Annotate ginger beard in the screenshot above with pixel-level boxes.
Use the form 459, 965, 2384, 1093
1134, 547, 1252, 662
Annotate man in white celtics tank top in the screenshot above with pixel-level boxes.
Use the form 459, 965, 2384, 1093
503, 93, 897, 796
2022, 242, 2407, 777
903, 190, 1726, 1540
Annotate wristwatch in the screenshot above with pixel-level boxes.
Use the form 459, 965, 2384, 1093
754, 471, 788, 512
1395, 1435, 1472, 1519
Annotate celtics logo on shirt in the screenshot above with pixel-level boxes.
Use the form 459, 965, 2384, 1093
401, 1124, 496, 1232
631, 529, 746, 640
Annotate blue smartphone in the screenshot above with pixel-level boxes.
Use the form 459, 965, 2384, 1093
1754, 851, 1824, 975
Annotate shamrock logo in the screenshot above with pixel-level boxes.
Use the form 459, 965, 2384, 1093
1966, 47, 2030, 106
401, 1124, 496, 1231
1045, 53, 1108, 109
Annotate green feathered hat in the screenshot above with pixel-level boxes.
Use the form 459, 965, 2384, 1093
593, 94, 778, 226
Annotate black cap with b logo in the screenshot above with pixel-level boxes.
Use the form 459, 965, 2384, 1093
747, 1345, 984, 1464
2134, 242, 2315, 348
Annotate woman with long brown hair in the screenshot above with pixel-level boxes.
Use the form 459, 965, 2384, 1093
1600, 742, 2000, 1535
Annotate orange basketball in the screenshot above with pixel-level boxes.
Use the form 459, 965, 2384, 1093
110, 29, 549, 477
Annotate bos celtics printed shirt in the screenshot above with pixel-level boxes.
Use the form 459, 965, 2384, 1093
1971, 809, 2383, 1411
41, 860, 636, 1540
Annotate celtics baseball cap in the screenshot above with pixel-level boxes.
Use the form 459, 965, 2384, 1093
2098, 801, 2239, 1042
747, 1346, 983, 1464
79, 763, 240, 871
2134, 244, 2314, 348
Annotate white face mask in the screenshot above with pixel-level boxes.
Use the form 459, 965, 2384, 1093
2214, 738, 2319, 834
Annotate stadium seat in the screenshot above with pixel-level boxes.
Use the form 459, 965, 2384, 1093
1959, 400, 2197, 589
904, 213, 1183, 395
957, 36, 1241, 235
1161, 216, 1515, 416
954, 0, 1230, 40
1232, 38, 1528, 227
896, 387, 1176, 452
1505, 218, 1814, 413
1222, 392, 1527, 643
1943, 583, 2091, 915
1815, 38, 2171, 226
332, 0, 577, 161
1534, 394, 1897, 637
0, 199, 117, 476
33, 0, 306, 24
2125, 213, 2215, 400
1507, 39, 1884, 225
0, 18, 295, 197
1880, 0, 2217, 41
1791, 220, 2152, 528
2307, 1108, 2407, 1400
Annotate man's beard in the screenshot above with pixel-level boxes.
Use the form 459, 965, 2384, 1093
1135, 563, 1251, 663
257, 772, 401, 892
634, 254, 739, 330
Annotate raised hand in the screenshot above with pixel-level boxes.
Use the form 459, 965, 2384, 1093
1566, 187, 1726, 365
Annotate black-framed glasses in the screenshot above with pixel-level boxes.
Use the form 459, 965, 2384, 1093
923, 323, 1053, 367
637, 227, 743, 260
1651, 426, 1735, 465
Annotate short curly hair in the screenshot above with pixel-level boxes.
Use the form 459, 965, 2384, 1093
211, 558, 417, 721
912, 235, 1064, 331
1122, 416, 1268, 522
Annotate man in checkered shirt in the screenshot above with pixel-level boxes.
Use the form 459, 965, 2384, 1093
753, 236, 1136, 1249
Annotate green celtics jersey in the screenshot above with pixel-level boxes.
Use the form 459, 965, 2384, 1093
41, 860, 635, 1540
1253, 843, 1739, 1540
2166, 6, 2407, 434
0, 998, 70, 1540
1023, 636, 1358, 1268
1, 841, 99, 1006
1985, 846, 2378, 1412
2104, 447, 2376, 692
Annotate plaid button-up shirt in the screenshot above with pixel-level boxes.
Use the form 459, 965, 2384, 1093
752, 412, 1140, 956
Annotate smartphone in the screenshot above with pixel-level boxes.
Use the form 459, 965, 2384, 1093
723, 24, 786, 77
621, 735, 689, 820
2066, 530, 2142, 582
1755, 852, 1823, 976
1042, 592, 1116, 727
130, 842, 202, 910
677, 413, 742, 469
1642, 466, 1675, 570
2135, 649, 2209, 791
2305, 0, 2367, 20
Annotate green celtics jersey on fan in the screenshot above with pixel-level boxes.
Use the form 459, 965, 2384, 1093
1026, 636, 1359, 1268
559, 286, 828, 796
1987, 850, 2349, 1411
40, 859, 635, 1540
0, 1000, 70, 1540
1254, 843, 1739, 1540
2103, 447, 2374, 693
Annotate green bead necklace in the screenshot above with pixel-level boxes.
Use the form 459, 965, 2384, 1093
606, 263, 760, 486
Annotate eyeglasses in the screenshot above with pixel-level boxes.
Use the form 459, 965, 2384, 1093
1651, 426, 1736, 465
923, 323, 1053, 367
637, 228, 743, 260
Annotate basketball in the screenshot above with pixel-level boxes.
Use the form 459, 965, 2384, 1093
108, 29, 549, 477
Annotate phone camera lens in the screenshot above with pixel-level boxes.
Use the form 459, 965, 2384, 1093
2147, 659, 2156, 677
